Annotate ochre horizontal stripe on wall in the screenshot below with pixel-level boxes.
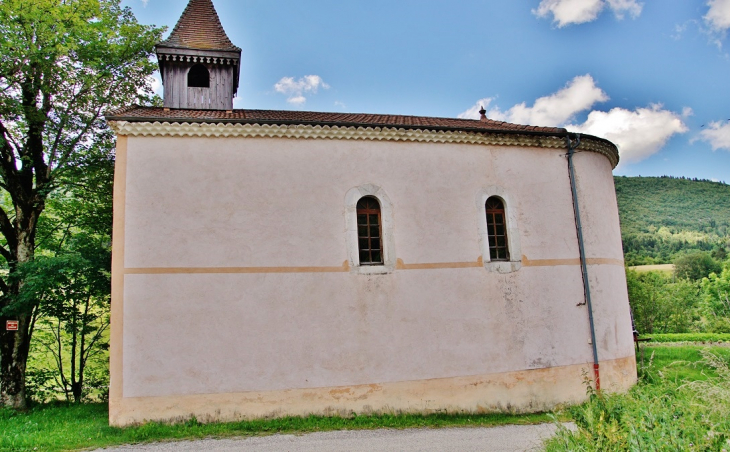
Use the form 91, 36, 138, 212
123, 255, 624, 275
124, 262, 351, 275
521, 256, 624, 267
396, 258, 481, 270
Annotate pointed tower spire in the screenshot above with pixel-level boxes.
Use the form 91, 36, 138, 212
160, 0, 240, 52
155, 0, 242, 110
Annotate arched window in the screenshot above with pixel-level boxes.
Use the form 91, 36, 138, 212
187, 64, 210, 88
486, 197, 509, 261
356, 196, 383, 265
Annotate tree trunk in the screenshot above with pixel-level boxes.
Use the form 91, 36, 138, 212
71, 381, 82, 404
0, 316, 30, 409
0, 231, 36, 409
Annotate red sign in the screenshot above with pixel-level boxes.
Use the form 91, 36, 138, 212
6, 320, 18, 331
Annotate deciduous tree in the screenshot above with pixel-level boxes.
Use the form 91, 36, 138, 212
674, 252, 722, 281
0, 0, 162, 408
15, 234, 111, 403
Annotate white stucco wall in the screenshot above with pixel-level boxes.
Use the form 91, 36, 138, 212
110, 134, 635, 425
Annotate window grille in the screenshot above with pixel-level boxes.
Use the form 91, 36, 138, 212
356, 197, 383, 265
486, 197, 509, 261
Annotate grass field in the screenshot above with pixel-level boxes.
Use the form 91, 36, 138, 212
3, 344, 727, 451
641, 332, 730, 343
628, 264, 675, 273
641, 344, 730, 381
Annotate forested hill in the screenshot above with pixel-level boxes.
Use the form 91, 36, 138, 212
614, 176, 730, 265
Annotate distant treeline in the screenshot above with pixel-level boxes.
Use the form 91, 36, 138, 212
654, 175, 727, 185
614, 176, 730, 266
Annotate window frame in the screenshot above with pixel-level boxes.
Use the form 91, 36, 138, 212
345, 185, 396, 274
485, 197, 510, 261
476, 187, 521, 273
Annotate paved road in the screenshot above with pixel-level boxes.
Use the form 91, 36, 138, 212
95, 423, 574, 452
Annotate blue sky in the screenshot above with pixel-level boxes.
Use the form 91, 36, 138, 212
123, 0, 730, 181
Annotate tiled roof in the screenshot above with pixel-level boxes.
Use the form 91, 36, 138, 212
106, 106, 567, 134
157, 0, 240, 52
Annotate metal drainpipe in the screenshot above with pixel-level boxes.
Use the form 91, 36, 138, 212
566, 133, 601, 392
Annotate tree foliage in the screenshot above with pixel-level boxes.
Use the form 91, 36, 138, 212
0, 0, 163, 408
15, 234, 110, 403
24, 145, 114, 404
626, 269, 700, 334
673, 251, 722, 281
615, 176, 730, 266
701, 264, 730, 333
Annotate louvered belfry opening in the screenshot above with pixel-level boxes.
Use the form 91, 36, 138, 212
357, 197, 384, 265
155, 0, 241, 110
486, 197, 509, 261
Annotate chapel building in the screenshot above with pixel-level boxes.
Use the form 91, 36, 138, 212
107, 0, 636, 426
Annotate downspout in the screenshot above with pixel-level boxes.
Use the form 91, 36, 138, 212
566, 133, 601, 392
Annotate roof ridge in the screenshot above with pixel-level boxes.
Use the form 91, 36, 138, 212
236, 108, 531, 126
158, 0, 240, 52
106, 106, 569, 134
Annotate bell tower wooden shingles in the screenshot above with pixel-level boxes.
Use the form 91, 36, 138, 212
156, 0, 241, 110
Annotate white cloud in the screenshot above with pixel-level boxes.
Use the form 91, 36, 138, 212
141, 0, 149, 6
274, 75, 329, 105
459, 75, 687, 166
698, 121, 730, 151
481, 74, 608, 126
150, 74, 162, 95
137, 73, 163, 97
533, 0, 603, 27
533, 0, 642, 27
606, 0, 643, 19
568, 104, 688, 165
671, 22, 689, 40
287, 95, 306, 105
705, 0, 730, 32
457, 98, 494, 120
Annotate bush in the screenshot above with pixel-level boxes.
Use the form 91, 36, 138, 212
24, 368, 58, 404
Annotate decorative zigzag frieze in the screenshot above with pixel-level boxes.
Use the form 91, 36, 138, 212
109, 121, 619, 167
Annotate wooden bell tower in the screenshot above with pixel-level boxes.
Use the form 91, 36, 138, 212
155, 0, 241, 110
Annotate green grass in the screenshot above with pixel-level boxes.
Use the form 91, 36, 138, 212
0, 404, 554, 452
640, 345, 730, 382
628, 264, 675, 273
641, 332, 730, 343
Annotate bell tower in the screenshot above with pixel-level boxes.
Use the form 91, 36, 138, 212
155, 0, 241, 110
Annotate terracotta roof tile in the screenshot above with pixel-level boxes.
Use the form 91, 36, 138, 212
106, 106, 567, 134
158, 0, 239, 52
